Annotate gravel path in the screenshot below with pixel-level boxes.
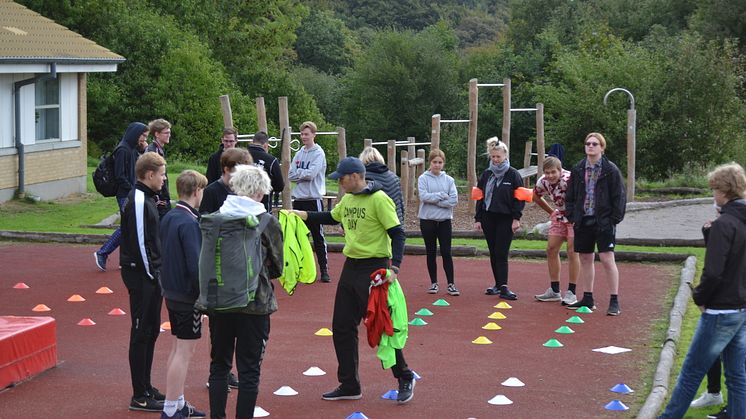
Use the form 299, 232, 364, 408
617, 200, 714, 241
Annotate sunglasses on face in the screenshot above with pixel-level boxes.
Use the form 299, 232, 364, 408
585, 141, 600, 146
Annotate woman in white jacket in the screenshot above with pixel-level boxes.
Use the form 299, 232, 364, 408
418, 149, 459, 296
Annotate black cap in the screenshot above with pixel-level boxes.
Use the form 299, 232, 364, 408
329, 157, 365, 180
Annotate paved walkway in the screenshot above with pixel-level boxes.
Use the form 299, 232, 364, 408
617, 199, 713, 241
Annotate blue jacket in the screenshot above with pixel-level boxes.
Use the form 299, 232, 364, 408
159, 201, 201, 303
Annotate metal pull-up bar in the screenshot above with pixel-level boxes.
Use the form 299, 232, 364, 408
604, 87, 636, 200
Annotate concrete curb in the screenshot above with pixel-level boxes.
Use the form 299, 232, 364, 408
636, 256, 697, 419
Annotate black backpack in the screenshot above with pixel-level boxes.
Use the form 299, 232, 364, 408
92, 147, 119, 197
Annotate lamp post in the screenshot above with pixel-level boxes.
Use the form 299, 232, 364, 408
604, 88, 636, 201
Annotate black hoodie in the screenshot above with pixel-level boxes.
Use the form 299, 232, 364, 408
114, 122, 148, 199
365, 162, 404, 224
693, 198, 746, 309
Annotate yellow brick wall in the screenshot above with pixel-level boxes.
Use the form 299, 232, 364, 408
0, 146, 86, 189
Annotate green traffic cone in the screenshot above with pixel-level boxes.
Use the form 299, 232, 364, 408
543, 339, 564, 347
432, 299, 450, 306
415, 308, 434, 316
409, 317, 428, 326
576, 306, 593, 313
566, 316, 585, 324
554, 326, 575, 334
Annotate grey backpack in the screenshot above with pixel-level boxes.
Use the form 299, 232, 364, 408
197, 212, 271, 312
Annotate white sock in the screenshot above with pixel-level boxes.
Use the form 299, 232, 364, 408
163, 400, 178, 417
177, 394, 185, 410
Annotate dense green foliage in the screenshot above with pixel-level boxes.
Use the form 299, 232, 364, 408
18, 0, 746, 178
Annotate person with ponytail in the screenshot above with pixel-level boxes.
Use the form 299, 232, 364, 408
474, 137, 524, 300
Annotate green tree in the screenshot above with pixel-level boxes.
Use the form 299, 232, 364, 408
689, 0, 746, 52
290, 66, 343, 124
147, 0, 324, 136
340, 24, 460, 156
335, 0, 439, 31
295, 9, 358, 75
533, 31, 745, 179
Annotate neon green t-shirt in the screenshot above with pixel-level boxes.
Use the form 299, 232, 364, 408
330, 190, 400, 259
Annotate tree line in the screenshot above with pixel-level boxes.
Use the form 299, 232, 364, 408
20, 0, 746, 180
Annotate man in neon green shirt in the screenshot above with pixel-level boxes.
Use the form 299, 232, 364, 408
292, 157, 415, 404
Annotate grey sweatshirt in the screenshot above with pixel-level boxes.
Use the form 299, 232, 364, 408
288, 143, 327, 199
417, 170, 458, 220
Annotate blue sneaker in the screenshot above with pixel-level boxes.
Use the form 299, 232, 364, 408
181, 402, 206, 418
160, 410, 185, 419
94, 251, 107, 271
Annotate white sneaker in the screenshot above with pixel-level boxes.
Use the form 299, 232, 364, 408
562, 290, 578, 306
690, 391, 723, 408
534, 287, 561, 302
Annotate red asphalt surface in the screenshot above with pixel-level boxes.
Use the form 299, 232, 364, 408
0, 243, 676, 418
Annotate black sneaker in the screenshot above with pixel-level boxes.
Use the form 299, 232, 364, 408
707, 407, 728, 419
427, 283, 439, 294
322, 386, 362, 400
147, 386, 166, 401
485, 286, 501, 295
499, 286, 518, 300
397, 377, 415, 404
607, 299, 621, 316
566, 299, 596, 311
129, 395, 164, 412
320, 272, 331, 283
204, 381, 231, 392
447, 284, 460, 296
228, 372, 239, 389
181, 402, 206, 418
94, 251, 107, 271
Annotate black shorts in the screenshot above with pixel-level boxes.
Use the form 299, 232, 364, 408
166, 299, 202, 340
573, 217, 617, 254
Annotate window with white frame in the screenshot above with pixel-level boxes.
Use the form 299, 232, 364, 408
35, 77, 60, 141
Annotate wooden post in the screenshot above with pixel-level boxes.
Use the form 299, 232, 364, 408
523, 141, 533, 187
431, 114, 441, 150
400, 150, 409, 212
406, 137, 416, 203
364, 138, 372, 148
415, 149, 426, 199
627, 109, 636, 201
467, 79, 479, 213
220, 95, 233, 129
256, 97, 267, 133
336, 127, 347, 201
279, 97, 292, 209
536, 103, 545, 171
387, 140, 396, 175
502, 78, 511, 151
